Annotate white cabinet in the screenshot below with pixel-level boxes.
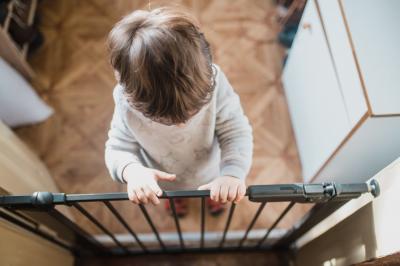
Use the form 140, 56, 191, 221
283, 0, 351, 182
341, 0, 400, 115
317, 0, 367, 126
283, 0, 400, 183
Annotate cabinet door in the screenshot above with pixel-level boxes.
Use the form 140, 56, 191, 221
318, 0, 368, 126
342, 0, 400, 115
282, 0, 351, 181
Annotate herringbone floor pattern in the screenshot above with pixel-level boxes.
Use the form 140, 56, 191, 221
15, 0, 310, 239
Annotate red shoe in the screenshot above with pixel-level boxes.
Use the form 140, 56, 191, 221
165, 198, 189, 218
207, 198, 225, 217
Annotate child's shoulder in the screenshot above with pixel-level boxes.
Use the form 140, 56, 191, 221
112, 84, 132, 108
212, 63, 221, 81
211, 64, 232, 96
112, 84, 131, 112
211, 63, 224, 92
212, 63, 231, 88
112, 84, 124, 100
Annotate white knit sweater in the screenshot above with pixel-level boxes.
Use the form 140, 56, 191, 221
105, 65, 253, 190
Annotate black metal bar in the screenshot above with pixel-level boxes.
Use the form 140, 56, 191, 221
138, 204, 166, 251
237, 202, 267, 248
103, 201, 147, 252
5, 208, 39, 228
65, 190, 212, 203
200, 197, 206, 249
73, 203, 129, 254
256, 201, 295, 248
219, 202, 236, 249
48, 208, 108, 254
0, 180, 379, 256
273, 180, 380, 249
248, 181, 379, 203
273, 201, 346, 249
0, 208, 75, 253
1, 180, 379, 207
0, 191, 211, 206
168, 198, 185, 250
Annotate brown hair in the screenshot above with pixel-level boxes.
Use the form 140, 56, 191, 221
108, 7, 214, 125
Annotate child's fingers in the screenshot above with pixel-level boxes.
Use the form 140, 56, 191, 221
149, 182, 163, 197
154, 170, 176, 181
211, 185, 221, 202
227, 185, 237, 202
198, 182, 212, 190
128, 188, 139, 204
234, 184, 246, 203
135, 188, 148, 204
219, 185, 228, 203
143, 185, 160, 205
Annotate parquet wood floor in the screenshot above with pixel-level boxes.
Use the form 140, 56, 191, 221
15, 0, 310, 238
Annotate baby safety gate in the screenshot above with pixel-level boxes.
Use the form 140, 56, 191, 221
0, 180, 379, 259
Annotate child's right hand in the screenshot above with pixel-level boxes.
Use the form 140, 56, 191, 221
122, 164, 176, 205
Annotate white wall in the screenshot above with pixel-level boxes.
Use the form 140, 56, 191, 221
296, 157, 400, 265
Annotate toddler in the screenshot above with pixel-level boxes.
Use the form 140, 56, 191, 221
105, 7, 253, 216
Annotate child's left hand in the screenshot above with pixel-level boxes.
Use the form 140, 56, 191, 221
198, 176, 246, 203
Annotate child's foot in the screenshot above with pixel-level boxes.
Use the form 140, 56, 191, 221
207, 198, 225, 217
165, 198, 189, 218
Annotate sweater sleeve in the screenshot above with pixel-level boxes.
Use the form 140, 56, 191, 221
105, 86, 143, 183
215, 67, 254, 180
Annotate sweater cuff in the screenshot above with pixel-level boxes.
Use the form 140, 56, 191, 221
220, 164, 247, 180
117, 161, 142, 183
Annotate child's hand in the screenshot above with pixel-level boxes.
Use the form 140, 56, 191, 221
198, 176, 246, 204
123, 164, 176, 205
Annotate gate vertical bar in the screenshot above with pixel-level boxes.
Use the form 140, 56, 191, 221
139, 204, 166, 251
48, 208, 108, 254
200, 197, 206, 249
73, 203, 129, 254
103, 201, 147, 252
237, 201, 267, 248
0, 181, 379, 256
0, 208, 74, 253
5, 208, 39, 227
168, 198, 185, 250
273, 201, 346, 249
219, 202, 236, 249
256, 202, 295, 248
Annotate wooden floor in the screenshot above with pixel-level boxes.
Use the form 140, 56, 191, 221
15, 0, 310, 237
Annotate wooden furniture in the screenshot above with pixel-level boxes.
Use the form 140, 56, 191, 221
283, 0, 400, 183
0, 120, 60, 194
0, 218, 74, 266
0, 119, 75, 265
0, 0, 37, 79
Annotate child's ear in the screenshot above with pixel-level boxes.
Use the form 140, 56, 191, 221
114, 71, 121, 82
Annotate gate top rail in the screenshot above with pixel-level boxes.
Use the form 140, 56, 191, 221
0, 180, 379, 209
0, 179, 380, 257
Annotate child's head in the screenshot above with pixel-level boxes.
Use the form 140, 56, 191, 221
108, 7, 214, 125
